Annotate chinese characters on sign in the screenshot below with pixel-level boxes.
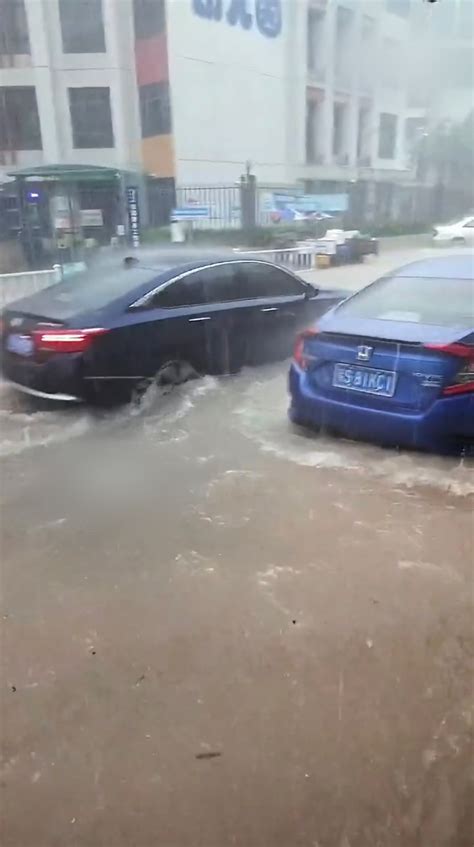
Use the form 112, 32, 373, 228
126, 187, 140, 248
192, 0, 282, 38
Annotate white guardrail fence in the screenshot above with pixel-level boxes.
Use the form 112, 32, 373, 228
0, 253, 313, 312
0, 267, 62, 310
234, 246, 317, 270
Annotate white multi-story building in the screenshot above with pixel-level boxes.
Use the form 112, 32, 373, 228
0, 0, 141, 175
168, 0, 419, 187
0, 0, 471, 240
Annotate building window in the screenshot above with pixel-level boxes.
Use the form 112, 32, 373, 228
0, 87, 42, 149
378, 113, 397, 159
333, 102, 347, 157
0, 0, 30, 54
133, 0, 165, 39
59, 0, 106, 53
307, 8, 325, 79
306, 98, 322, 164
68, 87, 114, 148
357, 108, 371, 161
306, 101, 316, 163
139, 82, 171, 137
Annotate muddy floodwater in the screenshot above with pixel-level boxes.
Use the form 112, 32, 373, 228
0, 362, 473, 847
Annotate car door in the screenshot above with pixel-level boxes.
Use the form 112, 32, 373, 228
101, 269, 215, 381
198, 262, 258, 372
237, 262, 313, 362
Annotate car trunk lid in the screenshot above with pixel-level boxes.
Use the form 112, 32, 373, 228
302, 327, 470, 412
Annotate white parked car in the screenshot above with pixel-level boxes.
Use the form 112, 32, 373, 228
432, 216, 474, 245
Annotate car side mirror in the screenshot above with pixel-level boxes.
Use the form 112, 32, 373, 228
305, 285, 319, 299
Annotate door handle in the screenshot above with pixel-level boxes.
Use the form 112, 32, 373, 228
188, 316, 211, 322
260, 307, 278, 312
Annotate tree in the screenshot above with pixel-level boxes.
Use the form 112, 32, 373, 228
416, 112, 474, 217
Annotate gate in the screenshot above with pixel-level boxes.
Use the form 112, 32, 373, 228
147, 183, 242, 230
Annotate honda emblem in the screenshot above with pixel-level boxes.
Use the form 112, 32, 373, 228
357, 345, 373, 361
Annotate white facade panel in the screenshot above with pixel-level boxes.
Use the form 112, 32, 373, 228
167, 0, 295, 185
166, 0, 418, 187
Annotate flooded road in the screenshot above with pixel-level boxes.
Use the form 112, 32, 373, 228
1, 361, 472, 847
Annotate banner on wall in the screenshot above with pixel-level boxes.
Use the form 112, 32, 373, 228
261, 192, 348, 223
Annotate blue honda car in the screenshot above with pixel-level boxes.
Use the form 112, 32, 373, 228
289, 254, 474, 455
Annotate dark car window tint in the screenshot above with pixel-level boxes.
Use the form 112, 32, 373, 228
15, 265, 162, 321
244, 264, 306, 298
154, 273, 206, 307
336, 276, 474, 328
201, 264, 242, 303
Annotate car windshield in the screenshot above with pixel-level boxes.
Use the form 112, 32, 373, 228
336, 275, 474, 328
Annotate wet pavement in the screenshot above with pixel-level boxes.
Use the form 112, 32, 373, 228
1, 248, 473, 847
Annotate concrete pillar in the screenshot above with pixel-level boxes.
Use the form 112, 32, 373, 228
321, 3, 336, 164
347, 8, 363, 168
24, 0, 62, 162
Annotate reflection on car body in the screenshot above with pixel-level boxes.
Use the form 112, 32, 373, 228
289, 254, 474, 455
0, 250, 343, 404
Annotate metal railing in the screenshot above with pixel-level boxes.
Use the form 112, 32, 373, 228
147, 184, 242, 230
234, 247, 317, 270
0, 267, 61, 309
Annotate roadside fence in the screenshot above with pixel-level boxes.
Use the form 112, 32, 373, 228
234, 246, 318, 270
0, 267, 61, 309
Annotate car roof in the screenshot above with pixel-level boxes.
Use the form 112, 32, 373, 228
393, 253, 474, 280
4, 248, 299, 322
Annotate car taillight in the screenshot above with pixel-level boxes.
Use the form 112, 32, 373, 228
293, 329, 319, 370
32, 327, 109, 354
424, 342, 474, 396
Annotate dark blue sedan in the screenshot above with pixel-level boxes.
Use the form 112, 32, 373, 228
1, 251, 342, 403
289, 254, 474, 455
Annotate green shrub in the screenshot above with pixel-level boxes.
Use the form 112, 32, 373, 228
141, 223, 327, 249
368, 222, 431, 237
141, 220, 432, 247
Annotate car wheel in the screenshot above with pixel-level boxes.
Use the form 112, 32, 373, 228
131, 359, 195, 406
155, 359, 186, 387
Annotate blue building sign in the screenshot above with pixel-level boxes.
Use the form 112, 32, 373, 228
261, 192, 349, 223
192, 0, 282, 38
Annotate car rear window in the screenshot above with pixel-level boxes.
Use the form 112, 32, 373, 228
336, 276, 474, 329
21, 264, 165, 319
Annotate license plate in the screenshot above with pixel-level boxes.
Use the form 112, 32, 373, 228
333, 363, 397, 397
6, 333, 34, 357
